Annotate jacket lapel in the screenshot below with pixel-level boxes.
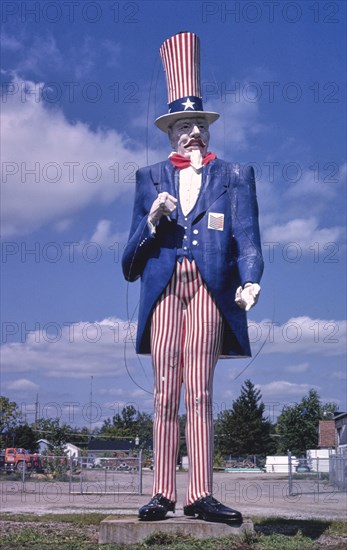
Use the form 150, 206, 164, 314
149, 159, 231, 223
193, 160, 229, 221
150, 161, 178, 221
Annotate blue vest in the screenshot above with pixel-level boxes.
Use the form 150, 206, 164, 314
176, 171, 205, 262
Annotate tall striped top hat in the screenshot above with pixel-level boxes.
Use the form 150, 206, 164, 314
155, 32, 220, 133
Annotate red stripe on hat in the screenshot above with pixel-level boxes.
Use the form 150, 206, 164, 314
176, 34, 183, 99
159, 32, 202, 104
184, 32, 191, 98
172, 36, 180, 103
166, 41, 175, 104
182, 33, 188, 98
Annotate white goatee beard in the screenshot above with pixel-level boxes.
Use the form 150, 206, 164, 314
189, 149, 203, 170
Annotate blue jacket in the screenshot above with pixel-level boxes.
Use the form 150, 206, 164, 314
122, 158, 264, 357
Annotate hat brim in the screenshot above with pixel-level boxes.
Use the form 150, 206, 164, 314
155, 111, 220, 133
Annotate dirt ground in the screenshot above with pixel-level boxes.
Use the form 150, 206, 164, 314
1, 470, 346, 521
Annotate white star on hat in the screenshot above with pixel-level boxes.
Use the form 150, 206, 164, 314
181, 97, 195, 110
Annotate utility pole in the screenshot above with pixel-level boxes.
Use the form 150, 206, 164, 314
34, 393, 39, 431
89, 376, 93, 442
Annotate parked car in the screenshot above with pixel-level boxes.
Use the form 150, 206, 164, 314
296, 458, 311, 473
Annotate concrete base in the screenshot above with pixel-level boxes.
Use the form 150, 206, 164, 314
99, 514, 253, 545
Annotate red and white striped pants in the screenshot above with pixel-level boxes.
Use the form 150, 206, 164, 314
151, 257, 223, 504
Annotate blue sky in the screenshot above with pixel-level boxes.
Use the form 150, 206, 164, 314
1, 0, 346, 431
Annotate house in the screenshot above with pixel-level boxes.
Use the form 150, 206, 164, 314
63, 442, 81, 459
329, 412, 347, 490
318, 420, 335, 448
335, 412, 347, 455
37, 439, 81, 457
87, 439, 138, 469
88, 439, 135, 456
307, 448, 335, 473
37, 439, 54, 453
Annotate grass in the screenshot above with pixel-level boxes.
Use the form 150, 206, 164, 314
0, 513, 346, 549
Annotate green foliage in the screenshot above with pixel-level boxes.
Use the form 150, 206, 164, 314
0, 396, 22, 447
178, 414, 187, 457
215, 380, 276, 456
275, 389, 337, 455
1, 514, 346, 549
41, 446, 70, 480
11, 423, 38, 451
100, 405, 153, 448
213, 449, 225, 468
35, 417, 75, 447
143, 530, 195, 545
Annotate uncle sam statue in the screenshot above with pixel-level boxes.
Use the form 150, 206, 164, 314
122, 32, 264, 523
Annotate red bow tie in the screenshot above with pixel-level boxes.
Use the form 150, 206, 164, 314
169, 152, 217, 169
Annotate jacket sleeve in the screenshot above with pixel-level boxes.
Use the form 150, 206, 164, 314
231, 165, 264, 286
122, 168, 157, 282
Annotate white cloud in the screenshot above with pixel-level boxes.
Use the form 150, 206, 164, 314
262, 218, 343, 250
284, 362, 311, 373
287, 167, 344, 199
88, 219, 128, 248
101, 40, 122, 69
1, 75, 164, 237
1, 33, 23, 52
98, 388, 130, 397
2, 32, 120, 79
209, 97, 264, 155
256, 380, 319, 400
1, 317, 142, 379
257, 159, 346, 248
331, 371, 347, 380
249, 316, 346, 356
14, 34, 63, 76
5, 378, 39, 392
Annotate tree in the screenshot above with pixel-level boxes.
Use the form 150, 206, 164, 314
136, 411, 153, 449
215, 379, 275, 456
35, 418, 74, 447
0, 396, 22, 447
100, 405, 153, 449
12, 423, 38, 451
276, 389, 337, 455
100, 405, 137, 438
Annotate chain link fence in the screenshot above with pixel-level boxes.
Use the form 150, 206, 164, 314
69, 452, 142, 495
288, 451, 347, 495
329, 454, 347, 491
16, 451, 143, 496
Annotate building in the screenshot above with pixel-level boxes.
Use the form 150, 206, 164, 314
87, 438, 138, 469
318, 420, 335, 449
63, 442, 81, 459
88, 439, 136, 455
37, 439, 54, 453
335, 412, 347, 455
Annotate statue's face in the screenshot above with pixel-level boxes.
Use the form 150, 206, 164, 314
168, 117, 210, 157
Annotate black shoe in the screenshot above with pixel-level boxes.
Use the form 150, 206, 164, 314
138, 493, 175, 521
184, 495, 242, 523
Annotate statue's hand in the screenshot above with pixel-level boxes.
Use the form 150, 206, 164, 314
235, 283, 261, 312
148, 192, 177, 225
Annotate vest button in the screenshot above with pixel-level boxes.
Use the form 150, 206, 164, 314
192, 240, 198, 246
183, 235, 187, 239
193, 229, 199, 235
